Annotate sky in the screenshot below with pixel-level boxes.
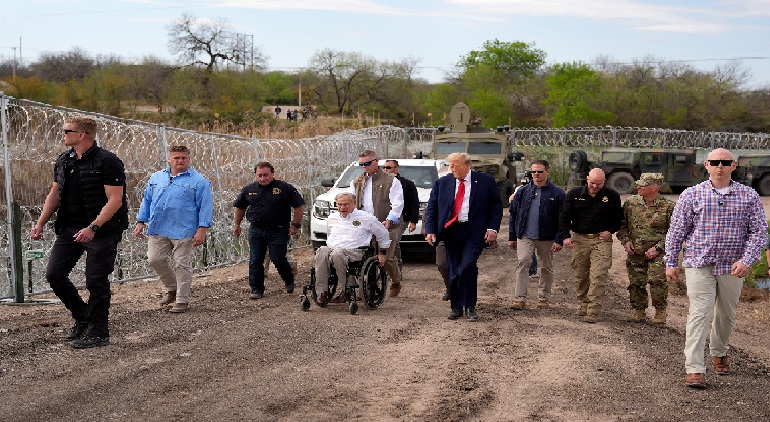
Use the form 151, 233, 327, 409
2, 0, 770, 89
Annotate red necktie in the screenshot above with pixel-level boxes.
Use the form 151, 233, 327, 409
444, 179, 465, 228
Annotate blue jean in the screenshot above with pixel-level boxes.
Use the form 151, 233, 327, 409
248, 226, 294, 293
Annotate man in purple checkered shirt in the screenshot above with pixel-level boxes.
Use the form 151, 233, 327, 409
665, 148, 767, 389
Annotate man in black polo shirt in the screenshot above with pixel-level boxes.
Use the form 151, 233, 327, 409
559, 168, 622, 323
30, 115, 129, 349
233, 161, 305, 299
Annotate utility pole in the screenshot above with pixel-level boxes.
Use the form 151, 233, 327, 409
11, 47, 16, 80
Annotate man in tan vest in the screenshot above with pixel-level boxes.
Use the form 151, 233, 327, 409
349, 150, 405, 296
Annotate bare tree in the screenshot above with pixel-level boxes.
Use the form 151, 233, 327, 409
167, 13, 266, 89
31, 47, 95, 82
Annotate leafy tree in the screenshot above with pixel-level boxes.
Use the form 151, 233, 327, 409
543, 61, 614, 127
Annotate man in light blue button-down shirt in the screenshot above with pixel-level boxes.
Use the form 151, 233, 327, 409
135, 145, 214, 313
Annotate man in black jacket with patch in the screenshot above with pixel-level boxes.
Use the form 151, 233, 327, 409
30, 115, 128, 349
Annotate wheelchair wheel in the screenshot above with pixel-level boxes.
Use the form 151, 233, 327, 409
360, 257, 388, 309
309, 267, 337, 307
349, 302, 358, 315
300, 297, 311, 311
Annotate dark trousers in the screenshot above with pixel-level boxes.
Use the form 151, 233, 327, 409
45, 227, 122, 337
248, 225, 294, 293
443, 222, 484, 309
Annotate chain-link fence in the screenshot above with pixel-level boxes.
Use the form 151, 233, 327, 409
3, 93, 768, 301
0, 94, 435, 300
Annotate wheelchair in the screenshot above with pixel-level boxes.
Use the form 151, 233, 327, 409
300, 245, 388, 314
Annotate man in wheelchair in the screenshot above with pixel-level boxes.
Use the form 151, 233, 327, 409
313, 192, 391, 306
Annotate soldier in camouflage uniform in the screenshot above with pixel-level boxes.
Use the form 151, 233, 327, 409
616, 173, 675, 324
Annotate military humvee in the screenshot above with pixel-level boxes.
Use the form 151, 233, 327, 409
735, 154, 770, 196
432, 103, 524, 205
567, 148, 708, 194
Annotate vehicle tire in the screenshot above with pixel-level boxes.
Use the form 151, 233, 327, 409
569, 150, 588, 172
498, 180, 513, 207
758, 175, 770, 196
607, 172, 636, 195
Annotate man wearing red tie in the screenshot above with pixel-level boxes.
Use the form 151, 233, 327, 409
425, 152, 503, 321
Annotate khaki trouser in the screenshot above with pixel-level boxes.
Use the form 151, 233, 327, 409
683, 266, 743, 374
147, 235, 194, 304
514, 238, 555, 302
385, 223, 402, 284
314, 246, 364, 295
571, 233, 613, 314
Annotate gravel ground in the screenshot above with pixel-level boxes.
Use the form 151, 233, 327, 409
2, 203, 770, 421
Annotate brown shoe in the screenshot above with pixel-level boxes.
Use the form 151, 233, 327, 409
582, 313, 598, 323
169, 303, 189, 313
628, 309, 646, 323
536, 299, 550, 309
685, 373, 706, 388
576, 305, 588, 317
511, 299, 526, 310
388, 282, 402, 298
713, 356, 731, 375
330, 293, 351, 304
160, 290, 176, 306
651, 309, 667, 325
317, 292, 329, 306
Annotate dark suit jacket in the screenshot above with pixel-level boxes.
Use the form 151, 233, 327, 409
397, 175, 420, 224
425, 171, 503, 247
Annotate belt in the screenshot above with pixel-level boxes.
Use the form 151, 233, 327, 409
576, 232, 600, 239
457, 220, 469, 224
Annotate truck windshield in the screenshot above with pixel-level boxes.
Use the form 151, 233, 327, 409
436, 142, 467, 154
334, 165, 439, 189
468, 142, 502, 154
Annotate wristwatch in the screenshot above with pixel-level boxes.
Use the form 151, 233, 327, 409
88, 223, 100, 232
291, 222, 302, 228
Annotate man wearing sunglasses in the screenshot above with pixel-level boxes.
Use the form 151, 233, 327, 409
508, 160, 565, 310
383, 160, 419, 272
665, 148, 767, 389
30, 115, 129, 349
349, 150, 405, 297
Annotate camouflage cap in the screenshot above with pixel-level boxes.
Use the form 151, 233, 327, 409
635, 173, 663, 186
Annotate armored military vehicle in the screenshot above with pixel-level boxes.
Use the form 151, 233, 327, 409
735, 153, 770, 196
432, 102, 524, 205
567, 148, 708, 194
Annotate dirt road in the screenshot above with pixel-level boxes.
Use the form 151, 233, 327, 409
2, 208, 770, 421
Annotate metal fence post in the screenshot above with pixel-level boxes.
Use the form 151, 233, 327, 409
1, 92, 23, 302
403, 128, 409, 158
11, 203, 24, 303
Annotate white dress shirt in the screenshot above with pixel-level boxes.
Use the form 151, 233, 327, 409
326, 209, 392, 250
455, 171, 472, 222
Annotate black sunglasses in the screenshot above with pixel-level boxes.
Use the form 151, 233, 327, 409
63, 129, 80, 134
530, 170, 545, 174
707, 159, 734, 166
359, 160, 375, 166
383, 166, 395, 169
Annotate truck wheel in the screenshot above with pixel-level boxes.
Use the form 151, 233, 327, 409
569, 150, 588, 172
607, 172, 636, 194
499, 180, 513, 207
758, 175, 770, 196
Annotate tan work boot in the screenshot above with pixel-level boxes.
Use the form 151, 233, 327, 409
511, 299, 526, 310
628, 309, 646, 323
651, 309, 667, 325
536, 299, 550, 309
576, 305, 588, 316
582, 313, 599, 323
160, 290, 176, 306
